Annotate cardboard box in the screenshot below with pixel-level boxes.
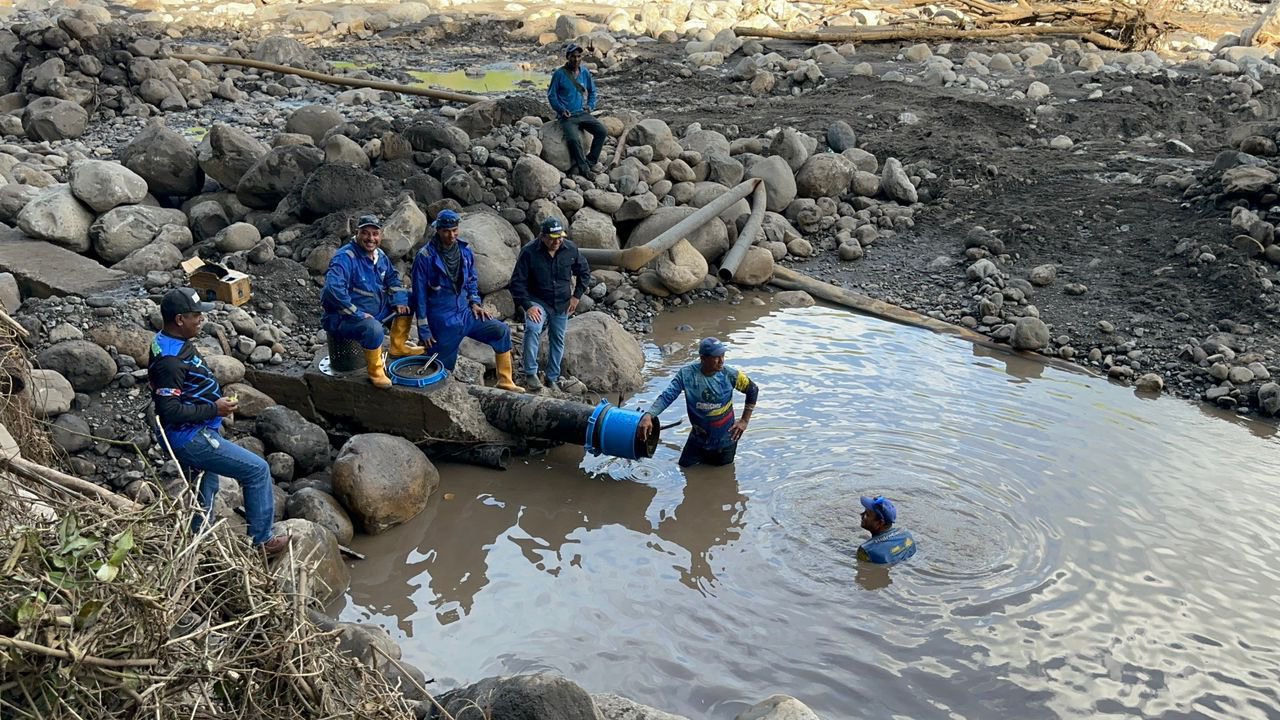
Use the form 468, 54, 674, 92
181, 257, 252, 306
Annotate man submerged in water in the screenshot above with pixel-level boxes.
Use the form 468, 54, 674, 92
857, 495, 916, 565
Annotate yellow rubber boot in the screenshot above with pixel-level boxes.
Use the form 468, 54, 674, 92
365, 349, 392, 389
494, 351, 524, 393
389, 316, 424, 358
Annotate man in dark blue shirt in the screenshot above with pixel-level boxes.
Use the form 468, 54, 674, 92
509, 218, 592, 391
547, 43, 607, 178
149, 288, 288, 556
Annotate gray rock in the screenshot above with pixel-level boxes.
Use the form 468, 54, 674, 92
1011, 317, 1050, 351
256, 405, 331, 473
443, 168, 485, 205
27, 369, 75, 418
654, 239, 708, 294
332, 433, 438, 534
593, 693, 689, 720
880, 157, 917, 204
51, 413, 92, 454
774, 290, 815, 307
585, 189, 625, 214
0, 272, 18, 312
842, 148, 879, 173
236, 145, 325, 209
37, 340, 116, 392
1029, 264, 1056, 286
91, 205, 186, 263
770, 128, 811, 172
795, 153, 855, 199
438, 674, 602, 720
1135, 373, 1164, 393
405, 122, 469, 155
113, 241, 182, 276
682, 129, 730, 157
826, 120, 858, 152
459, 212, 519, 294
119, 120, 203, 197
627, 119, 676, 156
1258, 382, 1280, 416
539, 120, 587, 172
16, 185, 94, 252
569, 206, 618, 250
301, 164, 385, 215
561, 311, 644, 392
733, 245, 775, 286
213, 222, 261, 253
0, 184, 42, 225
270, 518, 349, 604
285, 105, 344, 144
381, 195, 428, 261
324, 134, 369, 169
252, 36, 324, 69
513, 155, 564, 201
68, 160, 148, 213
629, 205, 728, 263
197, 124, 270, 190
22, 97, 88, 141
286, 487, 354, 544
616, 192, 659, 222
735, 694, 820, 720
746, 155, 798, 212
204, 355, 245, 386
189, 200, 230, 242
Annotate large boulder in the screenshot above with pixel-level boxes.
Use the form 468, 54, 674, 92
113, 241, 183, 276
690, 182, 751, 228
561, 311, 644, 392
1011, 316, 1050, 351
655, 239, 708, 294
197, 124, 270, 190
735, 695, 821, 720
770, 129, 814, 172
331, 433, 438, 534
68, 160, 148, 212
437, 673, 604, 720
629, 206, 729, 263
826, 120, 858, 152
286, 487, 354, 544
119, 121, 203, 197
88, 323, 153, 367
381, 194, 428, 260
795, 153, 855, 198
16, 185, 94, 252
683, 129, 731, 157
880, 157, 918, 204
251, 35, 322, 69
285, 105, 343, 144
236, 145, 325, 209
404, 123, 470, 155
22, 97, 88, 141
455, 96, 547, 137
460, 212, 520, 294
0, 185, 42, 225
37, 340, 116, 392
270, 518, 349, 603
569, 206, 618, 250
204, 355, 245, 385
746, 156, 797, 212
255, 405, 331, 473
27, 369, 75, 418
731, 245, 775, 286
513, 155, 563, 201
592, 694, 689, 720
627, 119, 675, 156
539, 120, 587, 172
91, 205, 187, 263
300, 164, 385, 216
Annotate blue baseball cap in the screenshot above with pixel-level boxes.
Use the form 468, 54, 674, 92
540, 218, 565, 238
356, 214, 381, 229
698, 337, 727, 357
860, 495, 897, 525
433, 209, 460, 229
565, 43, 583, 57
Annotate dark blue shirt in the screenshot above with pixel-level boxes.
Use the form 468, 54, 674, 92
509, 239, 591, 315
148, 332, 222, 448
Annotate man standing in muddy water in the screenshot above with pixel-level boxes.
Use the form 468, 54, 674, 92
638, 337, 759, 467
547, 42, 607, 178
857, 495, 916, 565
411, 209, 523, 392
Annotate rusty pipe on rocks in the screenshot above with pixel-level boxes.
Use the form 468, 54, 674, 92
717, 180, 769, 284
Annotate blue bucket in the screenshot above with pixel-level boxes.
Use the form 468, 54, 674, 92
584, 400, 658, 460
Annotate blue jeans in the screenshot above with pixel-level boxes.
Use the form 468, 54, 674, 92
561, 113, 607, 170
323, 313, 385, 351
173, 428, 275, 545
522, 301, 568, 382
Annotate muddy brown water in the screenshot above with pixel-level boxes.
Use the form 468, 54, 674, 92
334, 300, 1280, 719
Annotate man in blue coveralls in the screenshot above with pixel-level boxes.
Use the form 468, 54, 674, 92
150, 288, 289, 556
638, 337, 760, 467
411, 209, 523, 392
547, 42, 607, 178
320, 214, 421, 389
857, 495, 916, 565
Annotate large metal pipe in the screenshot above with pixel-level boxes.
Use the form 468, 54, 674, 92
717, 180, 769, 283
422, 443, 513, 470
580, 178, 762, 271
467, 386, 659, 459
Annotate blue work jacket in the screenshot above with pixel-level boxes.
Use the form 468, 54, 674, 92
411, 236, 483, 343
320, 241, 409, 323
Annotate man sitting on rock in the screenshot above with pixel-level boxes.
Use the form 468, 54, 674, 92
411, 209, 522, 392
856, 495, 916, 565
320, 214, 421, 389
548, 42, 608, 178
509, 218, 592, 391
638, 337, 759, 468
149, 287, 289, 556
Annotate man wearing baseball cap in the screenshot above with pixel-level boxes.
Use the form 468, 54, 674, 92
149, 288, 289, 556
411, 209, 523, 391
547, 42, 607, 177
638, 337, 760, 467
320, 214, 420, 389
508, 217, 592, 391
856, 495, 916, 565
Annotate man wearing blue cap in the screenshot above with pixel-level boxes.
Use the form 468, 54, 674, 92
547, 42, 607, 178
509, 217, 592, 391
411, 209, 523, 392
638, 337, 759, 467
320, 214, 421, 389
857, 495, 916, 565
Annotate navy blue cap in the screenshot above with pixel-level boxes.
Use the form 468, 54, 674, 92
698, 337, 727, 357
161, 287, 215, 321
565, 43, 583, 57
540, 218, 565, 237
433, 209, 460, 229
356, 214, 381, 229
860, 495, 897, 525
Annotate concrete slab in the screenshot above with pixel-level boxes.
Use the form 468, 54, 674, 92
0, 226, 128, 299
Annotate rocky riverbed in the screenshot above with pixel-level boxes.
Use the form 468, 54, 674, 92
2, 0, 1279, 717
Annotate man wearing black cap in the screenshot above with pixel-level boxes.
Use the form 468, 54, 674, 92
149, 288, 289, 556
508, 218, 592, 391
547, 42, 607, 178
638, 337, 760, 467
857, 495, 916, 565
320, 214, 420, 389
412, 209, 523, 392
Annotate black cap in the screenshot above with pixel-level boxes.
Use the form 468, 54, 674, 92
356, 214, 382, 229
161, 287, 215, 321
